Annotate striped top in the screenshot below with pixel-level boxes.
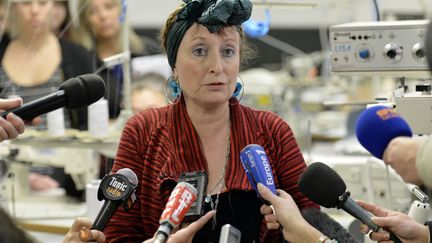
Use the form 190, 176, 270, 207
104, 98, 319, 242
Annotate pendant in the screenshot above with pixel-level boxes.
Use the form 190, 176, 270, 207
205, 194, 211, 203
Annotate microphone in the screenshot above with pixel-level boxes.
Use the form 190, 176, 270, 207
298, 162, 402, 243
240, 144, 276, 205
1, 74, 106, 121
91, 168, 138, 231
154, 182, 198, 243
355, 105, 412, 159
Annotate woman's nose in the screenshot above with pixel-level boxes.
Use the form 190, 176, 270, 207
31, 1, 40, 12
208, 52, 223, 74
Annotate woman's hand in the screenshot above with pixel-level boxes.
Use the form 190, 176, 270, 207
258, 183, 322, 242
63, 217, 105, 243
143, 210, 215, 243
357, 200, 429, 243
0, 98, 26, 141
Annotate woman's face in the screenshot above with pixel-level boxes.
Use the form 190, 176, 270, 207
14, 0, 53, 33
86, 0, 121, 40
174, 24, 240, 106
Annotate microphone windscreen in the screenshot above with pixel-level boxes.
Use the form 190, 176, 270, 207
117, 168, 138, 186
355, 105, 412, 159
60, 74, 106, 109
298, 162, 346, 208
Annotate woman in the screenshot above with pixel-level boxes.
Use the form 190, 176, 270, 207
104, 0, 351, 242
0, 0, 94, 198
72, 0, 154, 119
0, 0, 93, 130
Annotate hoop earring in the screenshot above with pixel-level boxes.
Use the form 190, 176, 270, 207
165, 76, 181, 104
229, 76, 244, 105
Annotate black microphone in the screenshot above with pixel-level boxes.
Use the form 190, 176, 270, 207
1, 74, 106, 121
298, 162, 402, 243
92, 168, 138, 231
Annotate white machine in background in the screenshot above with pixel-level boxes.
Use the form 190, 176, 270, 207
328, 20, 432, 224
0, 144, 99, 199
330, 20, 430, 77
313, 157, 412, 213
330, 20, 432, 135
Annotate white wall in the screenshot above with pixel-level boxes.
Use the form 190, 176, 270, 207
128, 0, 431, 29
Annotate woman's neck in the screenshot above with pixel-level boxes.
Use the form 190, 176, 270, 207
16, 30, 54, 49
96, 36, 120, 59
185, 100, 230, 136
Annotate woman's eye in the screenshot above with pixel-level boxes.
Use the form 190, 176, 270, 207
222, 48, 235, 57
192, 48, 206, 56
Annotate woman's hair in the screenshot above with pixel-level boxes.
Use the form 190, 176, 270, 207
71, 0, 144, 55
53, 1, 70, 34
159, 5, 256, 68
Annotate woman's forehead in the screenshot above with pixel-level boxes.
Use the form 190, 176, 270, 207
185, 23, 240, 41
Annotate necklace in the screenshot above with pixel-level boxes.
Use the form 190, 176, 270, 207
204, 124, 231, 230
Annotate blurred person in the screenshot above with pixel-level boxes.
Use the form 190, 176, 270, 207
357, 200, 431, 243
0, 0, 94, 198
0, 0, 7, 34
72, 0, 156, 119
0, 210, 105, 243
0, 0, 93, 129
131, 73, 167, 113
0, 208, 34, 243
103, 0, 354, 242
51, 0, 70, 37
0, 0, 11, 56
383, 136, 432, 188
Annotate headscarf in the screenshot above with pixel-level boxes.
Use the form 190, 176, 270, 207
166, 0, 252, 69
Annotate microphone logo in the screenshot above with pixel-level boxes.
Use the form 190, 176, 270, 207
240, 144, 276, 196
159, 182, 197, 227
98, 173, 136, 201
375, 108, 400, 121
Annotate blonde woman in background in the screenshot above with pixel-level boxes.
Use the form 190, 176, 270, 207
72, 0, 156, 119
0, 0, 94, 199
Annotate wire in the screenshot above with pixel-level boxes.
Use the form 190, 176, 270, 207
372, 0, 381, 21
259, 35, 305, 56
385, 165, 395, 210
318, 0, 331, 77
